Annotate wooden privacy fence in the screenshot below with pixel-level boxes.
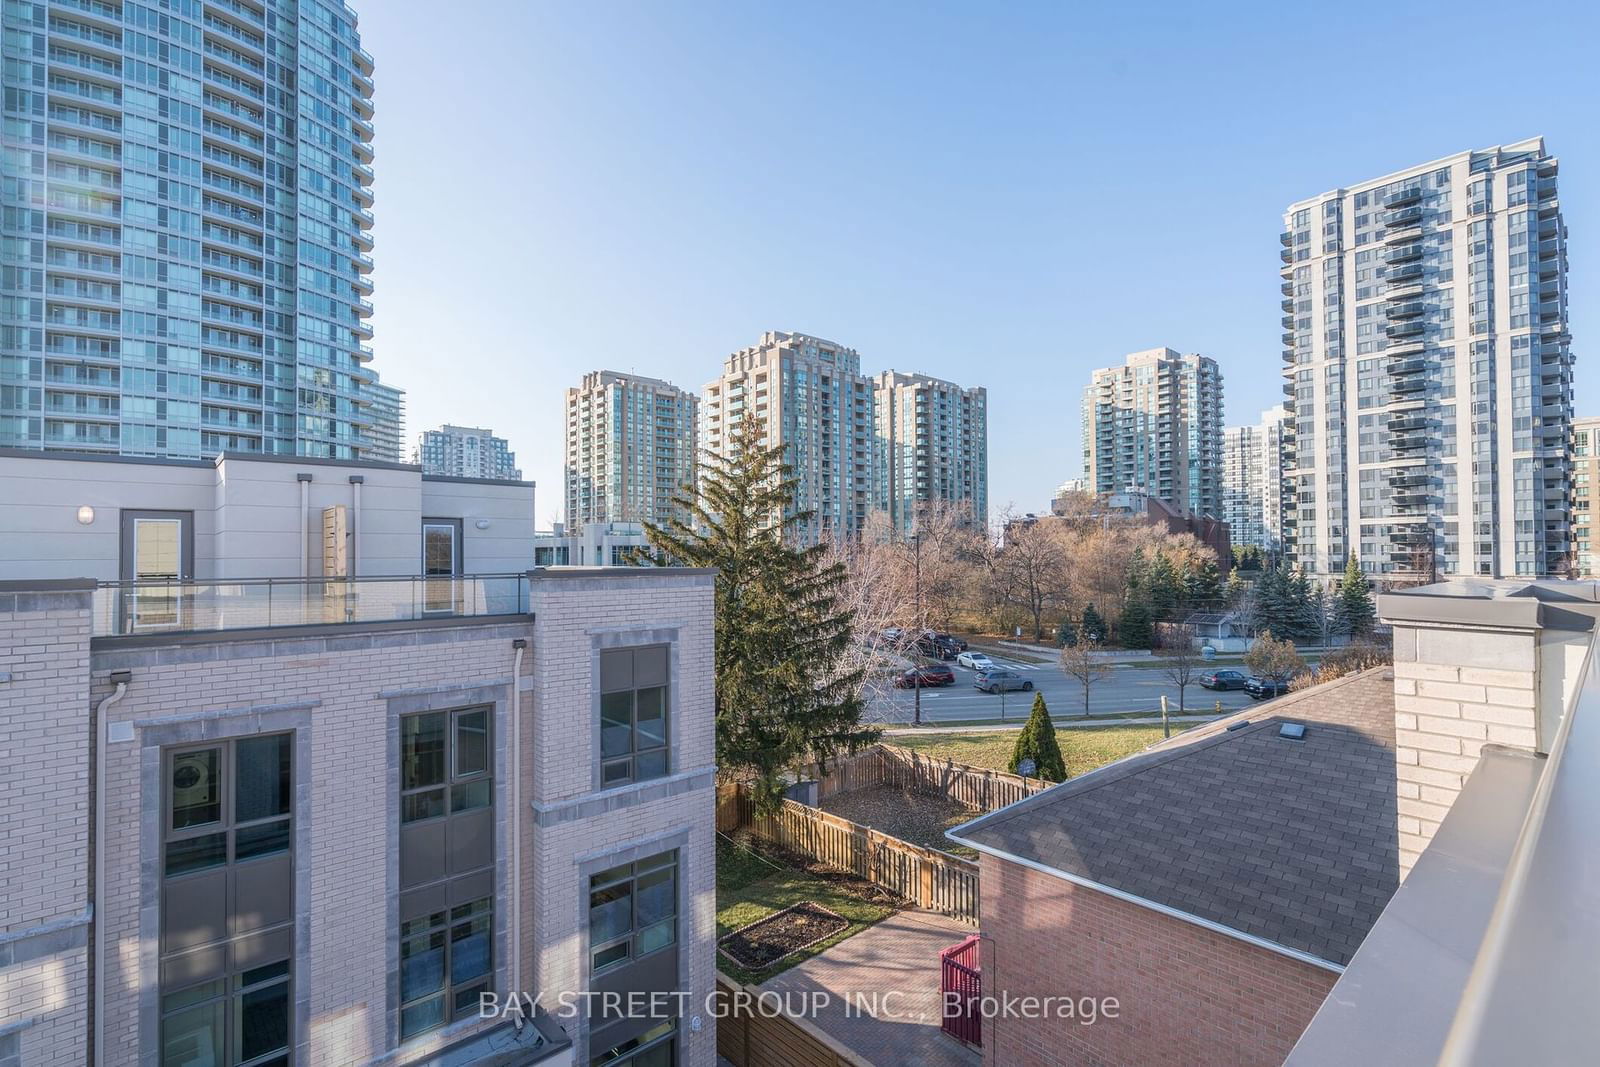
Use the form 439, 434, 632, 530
715, 974, 869, 1067
720, 785, 980, 925
812, 743, 1052, 812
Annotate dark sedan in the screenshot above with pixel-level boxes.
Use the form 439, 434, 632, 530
974, 669, 1034, 694
1245, 675, 1290, 699
1199, 669, 1248, 691
895, 664, 956, 689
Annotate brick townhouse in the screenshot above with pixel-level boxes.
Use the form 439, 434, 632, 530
0, 450, 718, 1067
949, 578, 1600, 1066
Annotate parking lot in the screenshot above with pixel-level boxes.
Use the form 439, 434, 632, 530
869, 654, 1265, 725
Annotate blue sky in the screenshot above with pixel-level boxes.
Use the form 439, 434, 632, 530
358, 0, 1597, 524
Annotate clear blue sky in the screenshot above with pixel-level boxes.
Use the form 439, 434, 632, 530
359, 0, 1597, 525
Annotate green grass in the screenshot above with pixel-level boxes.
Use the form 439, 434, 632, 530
891, 724, 1170, 778
715, 836, 898, 985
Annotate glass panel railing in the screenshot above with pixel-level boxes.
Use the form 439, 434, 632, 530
92, 574, 530, 637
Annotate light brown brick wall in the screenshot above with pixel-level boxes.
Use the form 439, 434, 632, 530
0, 589, 92, 1065
979, 855, 1336, 1067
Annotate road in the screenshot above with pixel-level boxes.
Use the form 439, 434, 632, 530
868, 655, 1268, 725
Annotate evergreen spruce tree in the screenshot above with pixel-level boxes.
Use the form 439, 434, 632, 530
1185, 559, 1223, 609
1146, 553, 1181, 621
1057, 618, 1078, 647
1287, 569, 1321, 642
1335, 555, 1376, 638
643, 414, 879, 811
1223, 570, 1247, 609
1120, 597, 1154, 649
1249, 563, 1288, 632
1081, 603, 1106, 643
1009, 693, 1068, 782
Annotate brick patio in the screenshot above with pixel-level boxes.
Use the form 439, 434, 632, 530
759, 909, 981, 1067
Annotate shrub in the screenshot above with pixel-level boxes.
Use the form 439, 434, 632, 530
1290, 640, 1393, 691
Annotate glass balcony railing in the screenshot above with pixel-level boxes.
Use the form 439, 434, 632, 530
93, 574, 531, 638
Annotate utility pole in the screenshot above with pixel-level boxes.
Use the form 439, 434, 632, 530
912, 530, 923, 727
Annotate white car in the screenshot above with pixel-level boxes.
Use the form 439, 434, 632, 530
956, 651, 993, 671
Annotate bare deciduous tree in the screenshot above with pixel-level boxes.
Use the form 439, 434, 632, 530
1059, 639, 1113, 717
990, 510, 1072, 641
1160, 622, 1201, 715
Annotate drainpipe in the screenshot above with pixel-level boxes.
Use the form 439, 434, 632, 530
93, 669, 132, 1067
348, 475, 364, 576
297, 473, 312, 579
509, 638, 527, 1029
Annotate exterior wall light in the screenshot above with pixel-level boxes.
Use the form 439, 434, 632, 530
77, 505, 96, 525
475, 519, 491, 530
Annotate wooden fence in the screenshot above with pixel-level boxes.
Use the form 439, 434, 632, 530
716, 974, 869, 1067
719, 785, 980, 925
813, 743, 1051, 812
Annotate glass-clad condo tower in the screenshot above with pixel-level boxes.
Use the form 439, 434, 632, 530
1, 0, 378, 460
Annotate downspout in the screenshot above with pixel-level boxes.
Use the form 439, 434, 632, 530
93, 670, 132, 1067
509, 639, 527, 1029
297, 473, 312, 579
348, 475, 364, 576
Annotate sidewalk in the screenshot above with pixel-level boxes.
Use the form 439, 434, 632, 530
759, 909, 980, 1067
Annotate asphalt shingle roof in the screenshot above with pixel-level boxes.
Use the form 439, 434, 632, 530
952, 668, 1400, 966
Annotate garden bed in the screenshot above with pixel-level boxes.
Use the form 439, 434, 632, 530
718, 902, 850, 970
716, 834, 904, 984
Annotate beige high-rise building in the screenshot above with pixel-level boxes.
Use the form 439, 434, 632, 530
1081, 347, 1225, 519
872, 370, 988, 534
1280, 137, 1573, 579
565, 371, 698, 528
700, 332, 875, 543
1573, 416, 1600, 577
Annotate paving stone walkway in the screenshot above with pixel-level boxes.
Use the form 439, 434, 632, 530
759, 909, 981, 1067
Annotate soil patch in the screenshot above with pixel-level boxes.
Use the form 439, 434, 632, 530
820, 785, 978, 857
719, 902, 850, 971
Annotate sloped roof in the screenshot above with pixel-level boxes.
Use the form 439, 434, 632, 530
949, 668, 1400, 966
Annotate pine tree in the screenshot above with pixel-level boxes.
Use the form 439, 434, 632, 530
1223, 570, 1247, 609
1335, 555, 1376, 638
1081, 603, 1106, 642
643, 414, 879, 810
1009, 693, 1068, 782
1120, 597, 1153, 649
1057, 618, 1078, 647
1249, 563, 1288, 633
1287, 569, 1320, 642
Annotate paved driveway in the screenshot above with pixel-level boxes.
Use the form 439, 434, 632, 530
759, 909, 980, 1067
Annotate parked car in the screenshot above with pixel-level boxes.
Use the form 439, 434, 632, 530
1199, 669, 1248, 691
1245, 675, 1290, 699
975, 669, 1033, 693
895, 664, 956, 689
914, 635, 958, 660
956, 650, 994, 670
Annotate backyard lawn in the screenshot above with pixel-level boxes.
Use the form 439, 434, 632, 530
892, 724, 1168, 778
715, 835, 901, 985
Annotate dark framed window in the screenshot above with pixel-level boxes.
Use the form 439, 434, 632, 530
599, 646, 669, 787
398, 707, 495, 1041
399, 896, 494, 1040
160, 735, 294, 1067
589, 851, 677, 975
591, 1019, 676, 1067
401, 707, 492, 824
164, 734, 292, 878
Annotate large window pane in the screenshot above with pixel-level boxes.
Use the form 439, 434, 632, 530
235, 821, 291, 861
239, 981, 289, 1060
635, 867, 675, 927
401, 713, 446, 790
454, 709, 488, 777
161, 1001, 224, 1067
589, 883, 632, 945
170, 748, 221, 829
400, 932, 446, 1002
165, 832, 227, 877
400, 996, 445, 1040
235, 735, 291, 823
635, 687, 667, 747
600, 692, 633, 760
450, 916, 491, 984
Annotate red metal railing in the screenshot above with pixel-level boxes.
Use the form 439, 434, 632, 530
940, 935, 982, 1047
